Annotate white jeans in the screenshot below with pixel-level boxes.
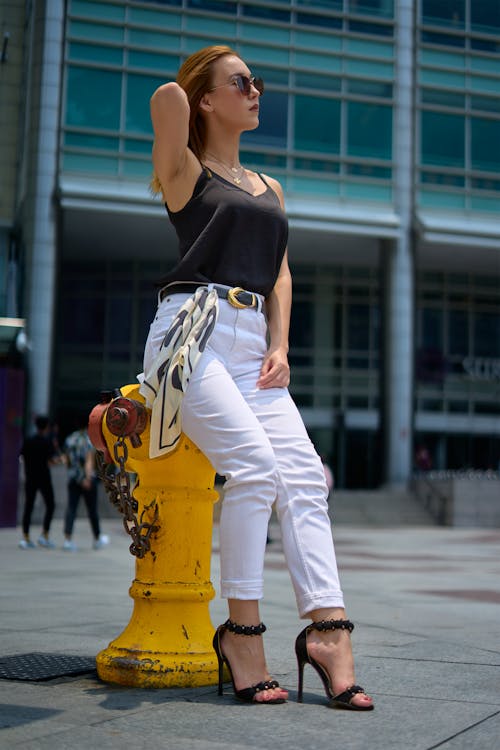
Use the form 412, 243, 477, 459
143, 291, 345, 617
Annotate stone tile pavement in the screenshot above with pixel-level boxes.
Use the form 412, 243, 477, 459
1, 510, 499, 749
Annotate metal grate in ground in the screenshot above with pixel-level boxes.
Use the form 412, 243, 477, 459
0, 652, 96, 681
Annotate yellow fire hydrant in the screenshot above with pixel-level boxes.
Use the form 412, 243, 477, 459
88, 384, 219, 688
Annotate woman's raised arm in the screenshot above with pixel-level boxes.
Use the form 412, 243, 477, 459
150, 82, 201, 210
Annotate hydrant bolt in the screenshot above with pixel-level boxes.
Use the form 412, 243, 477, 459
105, 397, 148, 438
107, 406, 129, 432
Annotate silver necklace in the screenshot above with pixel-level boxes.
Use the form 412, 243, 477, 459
204, 152, 245, 185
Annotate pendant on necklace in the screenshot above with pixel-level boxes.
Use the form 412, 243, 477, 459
233, 177, 242, 184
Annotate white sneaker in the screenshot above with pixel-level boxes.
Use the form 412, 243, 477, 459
37, 535, 56, 549
93, 534, 110, 550
63, 539, 77, 552
18, 539, 35, 549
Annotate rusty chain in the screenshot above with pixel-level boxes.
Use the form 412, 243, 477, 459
96, 437, 159, 558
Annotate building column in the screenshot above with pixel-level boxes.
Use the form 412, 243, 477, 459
382, 0, 415, 484
22, 1, 64, 419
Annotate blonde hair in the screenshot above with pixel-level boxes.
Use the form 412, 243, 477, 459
151, 45, 238, 194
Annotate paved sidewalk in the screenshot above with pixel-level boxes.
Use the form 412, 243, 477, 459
1, 512, 499, 749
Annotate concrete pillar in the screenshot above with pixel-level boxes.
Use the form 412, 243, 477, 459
23, 1, 64, 418
382, 0, 415, 484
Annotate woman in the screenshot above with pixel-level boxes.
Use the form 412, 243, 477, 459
143, 45, 373, 710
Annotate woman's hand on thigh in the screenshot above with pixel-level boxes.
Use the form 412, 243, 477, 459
257, 347, 290, 389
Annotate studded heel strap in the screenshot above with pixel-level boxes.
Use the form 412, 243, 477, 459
223, 619, 267, 636
213, 620, 286, 704
307, 619, 354, 633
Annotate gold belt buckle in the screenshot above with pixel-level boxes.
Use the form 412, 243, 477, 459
227, 286, 255, 309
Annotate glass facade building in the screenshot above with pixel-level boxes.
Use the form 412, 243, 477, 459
2, 0, 499, 488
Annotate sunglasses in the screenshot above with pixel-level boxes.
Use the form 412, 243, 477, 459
209, 74, 264, 97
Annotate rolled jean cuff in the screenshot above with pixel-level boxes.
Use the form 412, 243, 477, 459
220, 579, 263, 601
297, 591, 345, 619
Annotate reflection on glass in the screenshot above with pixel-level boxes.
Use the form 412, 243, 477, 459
347, 102, 392, 159
126, 74, 165, 134
471, 117, 500, 173
471, 0, 500, 35
294, 95, 340, 153
420, 111, 464, 167
349, 0, 394, 18
66, 67, 121, 130
242, 92, 288, 148
422, 0, 465, 28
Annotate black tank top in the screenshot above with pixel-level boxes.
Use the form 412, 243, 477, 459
158, 168, 288, 297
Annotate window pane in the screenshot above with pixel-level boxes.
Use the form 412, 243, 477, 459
69, 20, 124, 43
421, 308, 443, 349
65, 132, 119, 150
421, 170, 464, 187
68, 42, 123, 65
350, 0, 394, 18
347, 102, 392, 159
62, 295, 105, 347
347, 163, 391, 178
471, 94, 500, 113
187, 0, 235, 12
290, 300, 313, 348
294, 96, 340, 153
242, 4, 290, 21
448, 310, 468, 356
128, 50, 179, 73
420, 111, 464, 167
294, 157, 340, 173
258, 66, 289, 85
471, 117, 500, 173
347, 79, 392, 98
474, 313, 500, 357
107, 297, 132, 349
422, 0, 465, 28
421, 30, 465, 47
129, 6, 182, 27
297, 0, 342, 9
295, 72, 341, 92
348, 20, 393, 36
70, 0, 125, 20
297, 12, 342, 30
126, 74, 165, 134
347, 304, 370, 350
242, 92, 288, 148
471, 176, 500, 192
65, 67, 121, 130
421, 88, 465, 108
470, 38, 500, 53
240, 151, 287, 169
471, 0, 500, 35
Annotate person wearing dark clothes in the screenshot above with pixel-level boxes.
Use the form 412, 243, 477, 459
19, 415, 57, 549
62, 426, 109, 551
142, 46, 373, 710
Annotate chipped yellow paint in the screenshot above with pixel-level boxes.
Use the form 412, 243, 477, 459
96, 384, 221, 688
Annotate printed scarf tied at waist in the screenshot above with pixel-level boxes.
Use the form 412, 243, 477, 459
138, 287, 218, 458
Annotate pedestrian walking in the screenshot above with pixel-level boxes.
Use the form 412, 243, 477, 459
62, 421, 109, 551
19, 415, 57, 549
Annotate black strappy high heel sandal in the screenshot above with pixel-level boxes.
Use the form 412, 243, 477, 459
213, 619, 287, 704
295, 619, 374, 711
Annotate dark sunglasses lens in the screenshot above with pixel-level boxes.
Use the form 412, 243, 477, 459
235, 75, 251, 94
253, 77, 264, 95
236, 75, 264, 95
